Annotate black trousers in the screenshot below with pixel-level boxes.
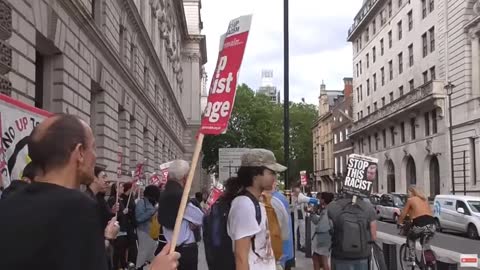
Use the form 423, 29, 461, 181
112, 236, 129, 269
177, 243, 198, 270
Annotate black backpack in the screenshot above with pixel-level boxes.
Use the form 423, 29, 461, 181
203, 191, 261, 270
331, 200, 371, 260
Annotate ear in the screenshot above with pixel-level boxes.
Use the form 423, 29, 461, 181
73, 143, 84, 163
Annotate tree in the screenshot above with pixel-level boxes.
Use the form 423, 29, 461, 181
201, 84, 317, 185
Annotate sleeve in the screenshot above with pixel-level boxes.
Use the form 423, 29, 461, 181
54, 199, 107, 270
135, 200, 155, 224
184, 202, 204, 226
367, 204, 378, 222
228, 196, 261, 241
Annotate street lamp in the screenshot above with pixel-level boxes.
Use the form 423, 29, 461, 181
445, 82, 455, 195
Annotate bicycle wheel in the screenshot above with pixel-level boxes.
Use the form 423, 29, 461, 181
417, 250, 438, 270
399, 244, 415, 270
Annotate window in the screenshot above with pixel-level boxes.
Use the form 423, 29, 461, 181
389, 60, 393, 80
456, 200, 471, 215
422, 33, 428, 57
390, 126, 396, 145
375, 133, 379, 150
366, 53, 370, 68
368, 136, 372, 152
360, 85, 363, 100
345, 128, 349, 139
357, 87, 360, 102
399, 85, 404, 96
389, 91, 394, 102
360, 110, 363, 118
398, 52, 403, 74
410, 118, 416, 140
360, 60, 362, 74
357, 112, 360, 120
360, 138, 364, 153
381, 67, 385, 85
34, 51, 45, 109
398, 0, 402, 7
424, 112, 430, 136
388, 1, 392, 17
372, 19, 376, 34
409, 79, 414, 91
470, 138, 477, 185
408, 44, 414, 66
381, 97, 385, 106
356, 63, 359, 77
374, 102, 378, 111
340, 156, 344, 174
388, 31, 392, 48
429, 0, 434, 12
423, 71, 428, 83
366, 27, 370, 42
356, 39, 360, 52
321, 145, 325, 168
429, 27, 435, 52
408, 10, 413, 31
432, 109, 437, 133
397, 20, 402, 40
359, 37, 362, 49
430, 66, 436, 80
380, 39, 384, 55
340, 131, 343, 142
381, 10, 386, 25
382, 129, 387, 148
367, 79, 370, 96
367, 106, 371, 114
373, 47, 376, 62
400, 122, 405, 143
335, 157, 338, 174
422, 0, 427, 18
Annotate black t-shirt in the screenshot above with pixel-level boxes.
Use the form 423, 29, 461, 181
0, 182, 108, 270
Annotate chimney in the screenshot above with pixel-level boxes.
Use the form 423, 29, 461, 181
320, 80, 326, 95
343, 77, 353, 98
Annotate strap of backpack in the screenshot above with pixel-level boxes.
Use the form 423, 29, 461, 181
239, 190, 262, 258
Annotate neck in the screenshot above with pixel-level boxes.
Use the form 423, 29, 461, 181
246, 186, 262, 198
38, 168, 78, 189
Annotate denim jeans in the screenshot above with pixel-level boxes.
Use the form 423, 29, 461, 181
331, 258, 369, 270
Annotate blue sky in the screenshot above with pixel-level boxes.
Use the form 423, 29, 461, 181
201, 0, 363, 104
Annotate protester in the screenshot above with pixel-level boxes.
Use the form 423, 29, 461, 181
292, 186, 306, 251
0, 114, 117, 270
136, 185, 161, 269
310, 192, 334, 270
272, 190, 295, 270
227, 148, 287, 270
327, 193, 377, 270
158, 160, 204, 270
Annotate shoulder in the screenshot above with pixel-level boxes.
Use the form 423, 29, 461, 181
232, 195, 256, 207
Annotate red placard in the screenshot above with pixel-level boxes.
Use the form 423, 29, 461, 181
200, 15, 252, 135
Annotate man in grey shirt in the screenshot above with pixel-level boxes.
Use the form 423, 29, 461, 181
327, 195, 377, 270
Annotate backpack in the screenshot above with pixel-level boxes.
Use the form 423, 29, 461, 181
203, 191, 261, 270
331, 200, 371, 260
149, 213, 161, 240
262, 194, 283, 261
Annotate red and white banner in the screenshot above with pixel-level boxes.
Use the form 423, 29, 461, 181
300, 170, 307, 186
200, 15, 253, 135
150, 173, 161, 185
159, 161, 173, 187
133, 162, 144, 183
207, 187, 223, 208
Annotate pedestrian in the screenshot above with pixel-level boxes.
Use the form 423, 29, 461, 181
157, 160, 204, 270
0, 114, 117, 270
327, 194, 377, 270
292, 186, 306, 252
310, 192, 334, 270
272, 190, 294, 270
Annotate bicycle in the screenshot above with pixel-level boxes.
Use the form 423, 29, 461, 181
398, 221, 437, 270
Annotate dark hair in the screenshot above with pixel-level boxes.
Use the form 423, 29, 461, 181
321, 192, 334, 205
123, 182, 133, 192
94, 166, 105, 178
221, 166, 266, 202
195, 192, 203, 202
110, 184, 117, 198
22, 162, 39, 181
144, 185, 160, 202
28, 114, 87, 173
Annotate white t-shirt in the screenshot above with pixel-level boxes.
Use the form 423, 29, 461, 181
227, 195, 276, 270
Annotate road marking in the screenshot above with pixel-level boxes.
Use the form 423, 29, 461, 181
377, 232, 480, 269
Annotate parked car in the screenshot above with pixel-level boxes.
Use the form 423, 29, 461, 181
376, 193, 408, 222
433, 195, 480, 239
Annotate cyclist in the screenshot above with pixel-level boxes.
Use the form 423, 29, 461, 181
397, 185, 436, 262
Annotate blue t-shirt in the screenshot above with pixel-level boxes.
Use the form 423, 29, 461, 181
272, 191, 294, 266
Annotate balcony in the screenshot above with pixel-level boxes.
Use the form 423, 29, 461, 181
347, 0, 385, 41
351, 80, 445, 135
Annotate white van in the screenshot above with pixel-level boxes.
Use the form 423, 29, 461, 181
433, 195, 480, 239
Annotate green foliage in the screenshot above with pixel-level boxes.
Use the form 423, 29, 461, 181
201, 84, 317, 184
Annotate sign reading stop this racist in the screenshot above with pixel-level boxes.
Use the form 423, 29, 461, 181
342, 154, 378, 197
200, 15, 253, 135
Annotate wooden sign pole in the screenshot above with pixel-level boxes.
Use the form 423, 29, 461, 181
169, 133, 205, 253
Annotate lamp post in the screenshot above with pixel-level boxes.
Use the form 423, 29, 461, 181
445, 82, 455, 195
283, 0, 290, 190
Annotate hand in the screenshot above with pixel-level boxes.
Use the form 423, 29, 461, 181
105, 216, 120, 240
155, 203, 159, 210
111, 203, 119, 214
122, 208, 129, 215
150, 243, 181, 270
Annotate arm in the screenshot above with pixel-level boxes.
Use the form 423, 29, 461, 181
398, 199, 411, 225
370, 221, 377, 241
184, 202, 204, 226
234, 237, 251, 270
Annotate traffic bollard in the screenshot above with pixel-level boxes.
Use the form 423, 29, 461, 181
382, 242, 397, 270
305, 214, 312, 258
436, 257, 458, 270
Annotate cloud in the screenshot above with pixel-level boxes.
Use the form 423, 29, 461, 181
200, 0, 362, 104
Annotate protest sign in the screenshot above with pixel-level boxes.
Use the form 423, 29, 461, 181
159, 161, 173, 188
300, 170, 307, 186
200, 15, 252, 135
0, 94, 51, 186
343, 154, 378, 197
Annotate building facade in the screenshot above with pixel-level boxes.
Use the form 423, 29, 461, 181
257, 69, 280, 104
312, 82, 344, 192
0, 0, 207, 191
347, 0, 452, 198
332, 78, 355, 191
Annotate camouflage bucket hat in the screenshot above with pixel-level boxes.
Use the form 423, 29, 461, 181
241, 148, 287, 172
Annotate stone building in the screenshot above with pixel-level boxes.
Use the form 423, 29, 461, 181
0, 0, 207, 191
312, 81, 344, 192
331, 78, 355, 191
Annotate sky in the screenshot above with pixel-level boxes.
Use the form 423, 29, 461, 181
200, 0, 363, 105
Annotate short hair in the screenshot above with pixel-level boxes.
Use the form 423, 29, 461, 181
320, 192, 334, 205
28, 114, 87, 173
94, 166, 106, 178
123, 182, 133, 192
144, 185, 161, 202
167, 160, 190, 182
22, 162, 39, 181
195, 192, 203, 202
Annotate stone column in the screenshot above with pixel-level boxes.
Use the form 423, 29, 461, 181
143, 126, 155, 174
118, 110, 131, 174
130, 118, 144, 171
93, 91, 119, 171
